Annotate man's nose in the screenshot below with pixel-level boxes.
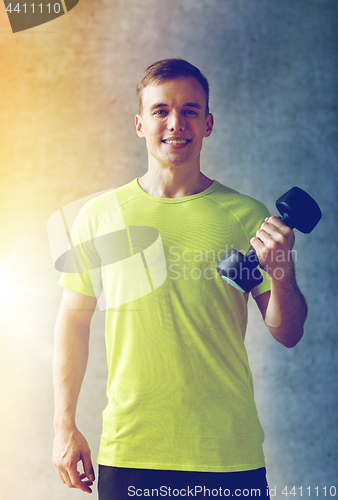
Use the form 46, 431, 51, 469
168, 111, 185, 131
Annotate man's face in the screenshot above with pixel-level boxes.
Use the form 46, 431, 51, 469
135, 77, 213, 170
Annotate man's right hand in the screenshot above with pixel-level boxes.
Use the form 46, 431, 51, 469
53, 427, 95, 494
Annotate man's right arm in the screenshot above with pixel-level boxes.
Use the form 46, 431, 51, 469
52, 287, 97, 494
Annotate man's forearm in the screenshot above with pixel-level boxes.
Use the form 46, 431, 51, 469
53, 312, 90, 430
251, 216, 308, 348
264, 270, 308, 348
52, 289, 97, 494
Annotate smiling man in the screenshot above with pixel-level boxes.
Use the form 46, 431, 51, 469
52, 59, 307, 499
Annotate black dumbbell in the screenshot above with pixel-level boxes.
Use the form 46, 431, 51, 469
216, 187, 322, 293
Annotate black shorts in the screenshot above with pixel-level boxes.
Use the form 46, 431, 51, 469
98, 465, 270, 500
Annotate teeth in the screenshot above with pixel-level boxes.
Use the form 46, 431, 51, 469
164, 140, 189, 145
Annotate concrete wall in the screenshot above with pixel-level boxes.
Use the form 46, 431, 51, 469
0, 0, 337, 498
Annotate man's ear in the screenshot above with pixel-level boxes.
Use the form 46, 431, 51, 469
204, 113, 214, 138
135, 114, 145, 138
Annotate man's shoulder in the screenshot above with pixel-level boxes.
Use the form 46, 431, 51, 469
211, 181, 269, 218
78, 179, 138, 217
70, 179, 139, 236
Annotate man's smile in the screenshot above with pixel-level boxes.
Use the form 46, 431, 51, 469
162, 139, 191, 145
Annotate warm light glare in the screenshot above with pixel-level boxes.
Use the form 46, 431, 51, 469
0, 263, 29, 318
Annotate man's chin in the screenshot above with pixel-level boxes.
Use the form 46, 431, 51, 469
164, 158, 191, 168
161, 151, 195, 167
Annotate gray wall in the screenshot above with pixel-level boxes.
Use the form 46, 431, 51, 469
0, 0, 337, 498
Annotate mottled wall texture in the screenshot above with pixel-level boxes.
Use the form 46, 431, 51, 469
0, 0, 337, 499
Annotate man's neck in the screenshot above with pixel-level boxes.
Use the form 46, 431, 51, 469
137, 163, 213, 199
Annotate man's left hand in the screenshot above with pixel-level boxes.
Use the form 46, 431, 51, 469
250, 216, 295, 281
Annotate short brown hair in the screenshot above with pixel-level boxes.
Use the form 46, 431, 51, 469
136, 58, 210, 115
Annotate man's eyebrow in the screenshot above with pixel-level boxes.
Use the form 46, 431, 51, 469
149, 102, 202, 111
183, 102, 202, 109
149, 103, 169, 111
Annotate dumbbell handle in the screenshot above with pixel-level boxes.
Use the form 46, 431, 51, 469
245, 213, 292, 267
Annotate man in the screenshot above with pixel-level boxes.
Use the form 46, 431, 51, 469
52, 59, 307, 498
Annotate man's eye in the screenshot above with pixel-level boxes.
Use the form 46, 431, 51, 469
184, 110, 197, 116
153, 110, 167, 116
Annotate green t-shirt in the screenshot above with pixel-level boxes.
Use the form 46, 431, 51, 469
59, 178, 271, 472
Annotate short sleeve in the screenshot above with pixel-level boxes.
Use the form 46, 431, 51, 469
58, 203, 103, 298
